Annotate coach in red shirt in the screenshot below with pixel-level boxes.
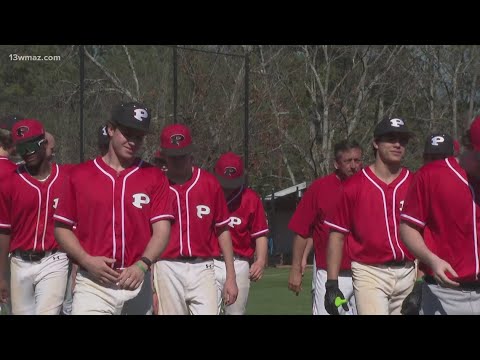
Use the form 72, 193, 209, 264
212, 152, 269, 315
325, 118, 415, 315
288, 140, 363, 315
400, 117, 480, 315
153, 124, 238, 315
54, 102, 174, 315
0, 119, 70, 314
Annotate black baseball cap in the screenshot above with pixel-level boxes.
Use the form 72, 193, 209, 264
374, 118, 413, 138
424, 133, 454, 156
0, 114, 25, 131
111, 102, 151, 133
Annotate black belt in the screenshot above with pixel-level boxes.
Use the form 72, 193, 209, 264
13, 249, 58, 262
424, 275, 480, 291
214, 254, 252, 263
176, 256, 211, 262
382, 260, 409, 267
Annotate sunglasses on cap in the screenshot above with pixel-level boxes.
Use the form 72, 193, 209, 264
16, 138, 46, 156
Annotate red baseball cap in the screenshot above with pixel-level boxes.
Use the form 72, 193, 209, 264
11, 119, 45, 144
470, 115, 480, 151
214, 152, 245, 189
160, 124, 196, 156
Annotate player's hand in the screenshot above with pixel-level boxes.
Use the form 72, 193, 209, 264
117, 262, 145, 290
249, 259, 265, 282
83, 256, 119, 285
0, 277, 9, 304
429, 256, 460, 288
324, 279, 348, 315
288, 267, 303, 296
223, 276, 238, 306
401, 280, 423, 315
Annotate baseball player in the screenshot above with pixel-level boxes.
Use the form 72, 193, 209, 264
0, 119, 70, 314
288, 140, 363, 315
212, 152, 269, 315
54, 102, 174, 315
0, 115, 24, 178
400, 117, 480, 315
152, 124, 238, 315
401, 132, 454, 315
324, 118, 415, 315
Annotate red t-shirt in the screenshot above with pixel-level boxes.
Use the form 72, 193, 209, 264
54, 156, 174, 268
401, 157, 480, 282
0, 163, 68, 252
212, 186, 269, 259
325, 166, 414, 264
288, 173, 352, 270
0, 156, 17, 180
161, 166, 230, 259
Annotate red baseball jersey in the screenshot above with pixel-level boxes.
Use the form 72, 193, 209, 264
161, 166, 231, 259
54, 156, 174, 268
212, 186, 269, 259
0, 163, 68, 252
0, 156, 16, 179
288, 173, 352, 270
325, 166, 414, 264
401, 157, 480, 282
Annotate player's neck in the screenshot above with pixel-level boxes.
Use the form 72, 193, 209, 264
370, 160, 402, 184
102, 152, 135, 172
0, 148, 9, 157
25, 160, 51, 181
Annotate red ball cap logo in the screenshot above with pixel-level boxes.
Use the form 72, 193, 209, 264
11, 119, 45, 144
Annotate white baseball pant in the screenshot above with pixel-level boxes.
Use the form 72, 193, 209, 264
214, 258, 250, 315
72, 269, 152, 315
351, 261, 415, 315
10, 251, 69, 315
314, 268, 356, 315
153, 259, 217, 315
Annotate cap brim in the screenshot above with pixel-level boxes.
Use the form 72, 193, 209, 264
374, 130, 414, 139
113, 120, 152, 134
161, 144, 197, 156
215, 174, 245, 189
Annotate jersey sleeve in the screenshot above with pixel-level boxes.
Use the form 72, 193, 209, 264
324, 186, 351, 234
213, 180, 231, 227
53, 172, 77, 227
150, 170, 175, 224
250, 193, 269, 238
0, 174, 12, 229
400, 170, 429, 228
288, 184, 317, 238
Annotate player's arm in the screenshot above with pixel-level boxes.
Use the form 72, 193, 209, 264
55, 223, 119, 285
301, 237, 313, 274
0, 229, 11, 304
288, 234, 310, 295
250, 236, 268, 282
326, 230, 345, 281
217, 226, 238, 306
400, 222, 459, 287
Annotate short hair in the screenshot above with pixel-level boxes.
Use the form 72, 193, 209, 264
0, 128, 13, 150
334, 140, 363, 161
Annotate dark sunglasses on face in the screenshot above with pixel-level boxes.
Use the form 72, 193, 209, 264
16, 138, 46, 156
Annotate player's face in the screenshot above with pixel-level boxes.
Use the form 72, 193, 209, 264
335, 148, 363, 179
459, 150, 480, 179
374, 134, 409, 164
17, 138, 47, 167
109, 124, 145, 159
166, 154, 192, 176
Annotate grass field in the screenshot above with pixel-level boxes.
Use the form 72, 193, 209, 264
246, 266, 313, 315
